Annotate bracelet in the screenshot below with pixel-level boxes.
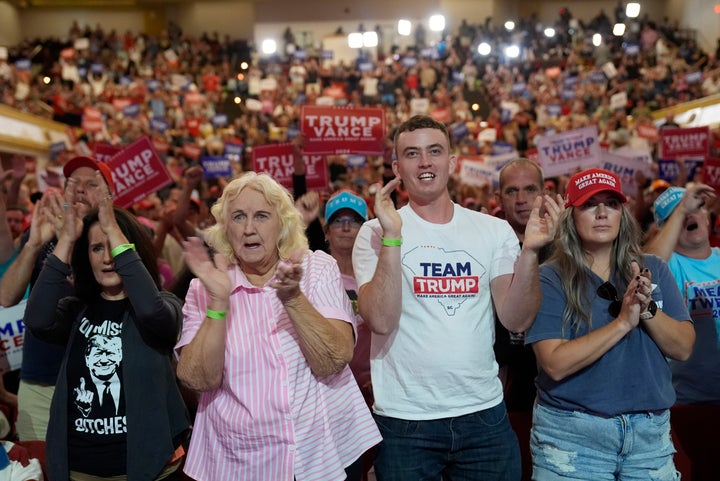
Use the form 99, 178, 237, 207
206, 308, 227, 320
381, 237, 402, 247
111, 243, 136, 258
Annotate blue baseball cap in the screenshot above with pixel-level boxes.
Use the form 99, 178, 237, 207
653, 186, 685, 226
324, 191, 368, 223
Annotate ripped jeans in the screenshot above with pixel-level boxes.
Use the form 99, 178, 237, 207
531, 403, 680, 481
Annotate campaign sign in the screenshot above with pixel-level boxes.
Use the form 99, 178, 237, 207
211, 113, 228, 127
547, 104, 562, 117
492, 141, 515, 155
123, 103, 140, 118
112, 98, 133, 111
703, 158, 720, 191
410, 98, 430, 116
358, 62, 373, 73
600, 151, 653, 199
537, 125, 600, 177
320, 50, 334, 60
182, 143, 202, 160
511, 82, 526, 95
200, 156, 232, 179
15, 59, 31, 71
224, 142, 244, 162
146, 79, 161, 92
119, 76, 132, 87
589, 71, 607, 84
636, 123, 659, 142
450, 122, 470, 140
659, 127, 710, 159
150, 118, 169, 133
685, 71, 702, 85
252, 143, 329, 191
401, 57, 418, 68
82, 107, 104, 133
49, 141, 67, 161
346, 155, 367, 168
658, 159, 705, 183
0, 301, 27, 372
459, 156, 497, 187
107, 136, 173, 208
92, 143, 122, 163
300, 106, 385, 155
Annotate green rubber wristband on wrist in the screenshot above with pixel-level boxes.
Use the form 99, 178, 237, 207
206, 309, 227, 319
381, 237, 402, 247
111, 243, 136, 258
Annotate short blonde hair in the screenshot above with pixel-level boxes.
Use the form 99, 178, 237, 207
204, 172, 308, 263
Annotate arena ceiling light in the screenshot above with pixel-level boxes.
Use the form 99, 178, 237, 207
398, 19, 412, 36
544, 27, 556, 38
429, 14, 445, 32
261, 39, 277, 55
593, 33, 602, 46
626, 3, 641, 18
504, 21, 515, 31
347, 32, 364, 49
613, 23, 626, 36
477, 42, 492, 56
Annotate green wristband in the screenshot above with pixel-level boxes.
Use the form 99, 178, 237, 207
381, 237, 402, 247
206, 308, 227, 320
111, 243, 136, 258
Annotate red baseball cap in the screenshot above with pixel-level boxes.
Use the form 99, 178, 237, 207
63, 156, 115, 194
564, 168, 627, 208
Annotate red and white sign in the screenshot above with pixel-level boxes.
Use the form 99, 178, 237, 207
182, 143, 202, 160
82, 107, 104, 133
300, 106, 385, 155
107, 136, 173, 208
91, 143, 122, 163
251, 143, 329, 192
659, 126, 710, 159
703, 157, 720, 192
636, 123, 659, 143
112, 98, 133, 111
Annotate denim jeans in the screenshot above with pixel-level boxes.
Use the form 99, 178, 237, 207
373, 401, 521, 481
531, 403, 680, 481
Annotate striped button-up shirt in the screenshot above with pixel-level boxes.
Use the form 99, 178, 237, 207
177, 250, 381, 481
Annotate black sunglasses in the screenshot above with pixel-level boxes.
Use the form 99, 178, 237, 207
597, 282, 621, 318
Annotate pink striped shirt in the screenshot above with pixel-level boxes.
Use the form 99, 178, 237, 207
177, 250, 381, 481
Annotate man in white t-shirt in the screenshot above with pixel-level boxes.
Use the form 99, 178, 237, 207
352, 115, 558, 481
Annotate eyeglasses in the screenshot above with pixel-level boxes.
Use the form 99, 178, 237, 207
597, 281, 621, 318
329, 216, 363, 229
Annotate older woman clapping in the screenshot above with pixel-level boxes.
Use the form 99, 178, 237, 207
176, 172, 380, 481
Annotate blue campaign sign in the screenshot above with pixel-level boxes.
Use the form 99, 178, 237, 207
150, 118, 169, 132
294, 49, 308, 60
561, 88, 576, 100
624, 44, 640, 56
90, 62, 104, 74
346, 154, 367, 167
420, 47, 438, 59
49, 141, 67, 160
123, 103, 140, 117
320, 50, 334, 60
511, 82, 526, 95
589, 71, 607, 84
287, 126, 300, 140
547, 104, 562, 117
492, 141, 515, 155
15, 58, 31, 71
402, 56, 418, 68
450, 122, 470, 140
223, 142, 243, 157
119, 75, 132, 87
201, 156, 232, 178
146, 79, 161, 92
685, 71, 702, 84
77, 67, 88, 78
358, 61, 373, 72
212, 113, 228, 127
562, 75, 579, 87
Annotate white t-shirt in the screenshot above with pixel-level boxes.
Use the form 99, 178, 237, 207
353, 203, 519, 419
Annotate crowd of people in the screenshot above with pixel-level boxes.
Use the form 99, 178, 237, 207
0, 6, 718, 481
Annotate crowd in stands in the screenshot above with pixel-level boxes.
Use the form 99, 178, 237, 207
0, 6, 718, 480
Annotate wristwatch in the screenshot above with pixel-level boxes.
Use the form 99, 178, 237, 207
640, 300, 658, 320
